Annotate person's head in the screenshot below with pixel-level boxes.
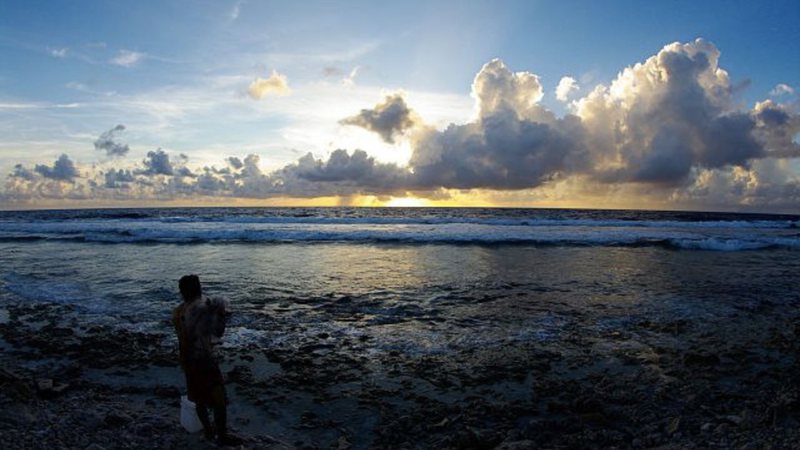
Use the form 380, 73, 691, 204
179, 275, 202, 302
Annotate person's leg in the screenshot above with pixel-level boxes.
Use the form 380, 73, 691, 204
195, 402, 215, 440
210, 382, 243, 445
187, 365, 215, 439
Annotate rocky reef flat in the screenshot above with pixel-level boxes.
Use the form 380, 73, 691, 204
1, 292, 799, 449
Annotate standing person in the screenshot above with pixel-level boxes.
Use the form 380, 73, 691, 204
173, 274, 243, 446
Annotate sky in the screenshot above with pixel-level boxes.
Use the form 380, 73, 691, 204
0, 0, 798, 211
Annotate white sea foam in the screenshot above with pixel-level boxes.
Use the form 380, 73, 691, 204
152, 216, 799, 229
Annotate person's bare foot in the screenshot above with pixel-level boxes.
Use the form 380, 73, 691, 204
217, 433, 245, 446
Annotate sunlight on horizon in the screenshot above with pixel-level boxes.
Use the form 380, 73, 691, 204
385, 197, 428, 207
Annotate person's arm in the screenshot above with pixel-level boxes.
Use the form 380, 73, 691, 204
206, 297, 227, 338
172, 305, 187, 368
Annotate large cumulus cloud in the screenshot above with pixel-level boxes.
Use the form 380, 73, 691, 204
574, 39, 798, 185
408, 59, 588, 190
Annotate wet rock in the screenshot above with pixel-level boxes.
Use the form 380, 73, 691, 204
0, 367, 23, 381
0, 405, 36, 426
713, 423, 731, 435
723, 415, 743, 426
579, 412, 610, 426
235, 416, 251, 425
133, 422, 154, 436
453, 426, 501, 450
36, 378, 69, 398
227, 365, 254, 383
37, 378, 54, 391
104, 411, 133, 428
75, 410, 104, 430
153, 385, 180, 398
666, 416, 681, 434
498, 439, 535, 450
683, 351, 720, 367
336, 436, 351, 450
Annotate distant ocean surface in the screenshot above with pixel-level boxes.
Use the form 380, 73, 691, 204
0, 207, 798, 249
1, 207, 799, 354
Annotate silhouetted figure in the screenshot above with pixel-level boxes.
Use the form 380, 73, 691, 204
173, 275, 242, 446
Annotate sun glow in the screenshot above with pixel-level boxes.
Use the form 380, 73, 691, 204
385, 197, 427, 207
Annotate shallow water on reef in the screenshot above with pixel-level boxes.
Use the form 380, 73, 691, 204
1, 233, 797, 358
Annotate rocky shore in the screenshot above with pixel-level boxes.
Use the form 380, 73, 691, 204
1, 293, 799, 449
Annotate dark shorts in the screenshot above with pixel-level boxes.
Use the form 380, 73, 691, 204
184, 359, 226, 407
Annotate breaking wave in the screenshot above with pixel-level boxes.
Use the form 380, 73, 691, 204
0, 222, 797, 250
0, 208, 797, 250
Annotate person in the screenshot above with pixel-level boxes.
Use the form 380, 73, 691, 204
173, 275, 243, 446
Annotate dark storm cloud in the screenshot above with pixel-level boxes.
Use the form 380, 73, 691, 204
278, 149, 410, 192
94, 124, 130, 157
409, 111, 588, 190
340, 94, 419, 143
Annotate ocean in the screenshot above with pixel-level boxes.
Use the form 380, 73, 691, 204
1, 207, 799, 447
1, 206, 798, 351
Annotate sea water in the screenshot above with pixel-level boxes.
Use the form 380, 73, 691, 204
0, 206, 798, 352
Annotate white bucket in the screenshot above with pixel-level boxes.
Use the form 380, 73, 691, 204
180, 395, 204, 433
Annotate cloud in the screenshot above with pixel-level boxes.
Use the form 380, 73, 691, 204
229, 0, 245, 21
410, 114, 587, 190
110, 50, 145, 67
248, 70, 291, 99
574, 39, 799, 185
752, 100, 800, 158
33, 154, 79, 181
226, 156, 244, 169
471, 59, 545, 120
324, 66, 361, 85
276, 150, 409, 192
406, 60, 588, 190
137, 149, 174, 176
2, 39, 799, 211
94, 124, 130, 157
770, 83, 795, 97
343, 66, 361, 86
10, 164, 36, 181
671, 158, 800, 211
555, 76, 579, 101
104, 169, 135, 188
176, 166, 196, 178
48, 47, 68, 58
339, 94, 420, 143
